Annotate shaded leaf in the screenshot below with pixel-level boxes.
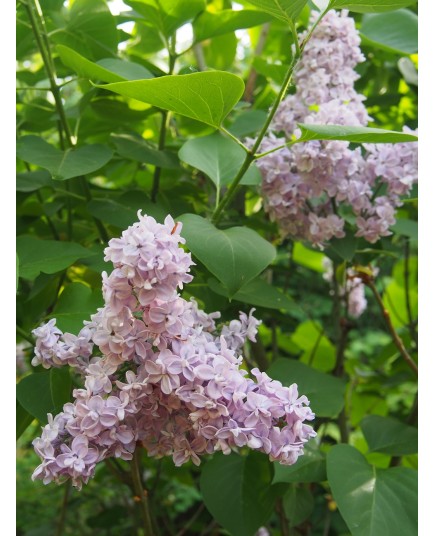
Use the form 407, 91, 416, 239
273, 440, 327, 484
51, 283, 103, 333
17, 136, 113, 181
361, 415, 418, 456
201, 451, 282, 536
329, 0, 417, 13
193, 9, 272, 42
208, 277, 294, 312
244, 0, 308, 23
16, 399, 34, 440
111, 133, 179, 168
267, 359, 345, 417
16, 236, 94, 280
361, 9, 417, 55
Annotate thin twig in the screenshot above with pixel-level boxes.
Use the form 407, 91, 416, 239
364, 278, 418, 375
404, 237, 418, 347
175, 503, 206, 536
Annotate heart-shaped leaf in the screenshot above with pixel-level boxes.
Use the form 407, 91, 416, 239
296, 124, 418, 144
17, 136, 113, 180
327, 445, 417, 536
96, 72, 245, 128
178, 214, 276, 296
178, 133, 259, 192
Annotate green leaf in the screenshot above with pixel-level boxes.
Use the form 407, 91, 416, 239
273, 440, 327, 484
267, 359, 345, 417
87, 192, 167, 229
283, 485, 314, 526
50, 367, 72, 414
390, 218, 417, 240
96, 71, 245, 128
361, 10, 417, 55
244, 0, 308, 23
208, 277, 294, 312
17, 136, 113, 181
382, 280, 417, 328
16, 236, 94, 280
193, 9, 272, 42
125, 0, 205, 38
111, 133, 179, 168
229, 110, 268, 138
16, 170, 53, 192
328, 0, 417, 13
327, 444, 417, 536
398, 57, 418, 86
178, 214, 276, 296
179, 133, 258, 192
17, 369, 72, 424
326, 234, 358, 262
16, 399, 34, 441
51, 0, 118, 60
51, 283, 103, 333
201, 451, 281, 536
361, 415, 418, 456
292, 320, 336, 372
296, 124, 418, 143
292, 242, 326, 273
57, 45, 153, 83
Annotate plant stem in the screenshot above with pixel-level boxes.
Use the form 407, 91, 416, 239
365, 279, 418, 376
131, 448, 154, 536
55, 480, 71, 536
277, 498, 291, 536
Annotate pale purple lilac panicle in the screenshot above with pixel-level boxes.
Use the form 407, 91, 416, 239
255, 9, 417, 248
32, 213, 316, 488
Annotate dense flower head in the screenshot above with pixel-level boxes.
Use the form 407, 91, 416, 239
256, 9, 418, 248
31, 213, 316, 489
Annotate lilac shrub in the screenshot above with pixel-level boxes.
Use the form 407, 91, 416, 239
31, 213, 316, 489
255, 9, 418, 248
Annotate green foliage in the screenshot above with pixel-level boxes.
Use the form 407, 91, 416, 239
16, 0, 418, 533
327, 445, 417, 535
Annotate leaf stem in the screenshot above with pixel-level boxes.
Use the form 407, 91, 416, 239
131, 447, 154, 536
55, 480, 71, 536
211, 25, 303, 225
16, 325, 35, 345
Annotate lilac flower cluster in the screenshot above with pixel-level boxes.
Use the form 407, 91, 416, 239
256, 9, 417, 248
31, 213, 316, 489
